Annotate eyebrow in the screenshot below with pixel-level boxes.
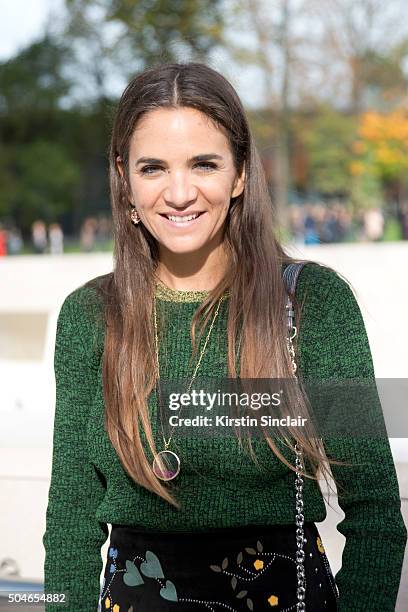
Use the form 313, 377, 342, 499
135, 153, 224, 166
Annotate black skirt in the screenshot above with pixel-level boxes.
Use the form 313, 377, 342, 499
99, 522, 339, 611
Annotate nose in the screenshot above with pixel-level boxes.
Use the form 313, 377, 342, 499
162, 169, 199, 208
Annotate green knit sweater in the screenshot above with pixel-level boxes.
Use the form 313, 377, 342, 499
42, 262, 407, 611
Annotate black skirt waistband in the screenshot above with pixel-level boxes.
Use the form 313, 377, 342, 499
109, 521, 316, 552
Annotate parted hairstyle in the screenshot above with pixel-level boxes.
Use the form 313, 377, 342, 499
89, 61, 345, 508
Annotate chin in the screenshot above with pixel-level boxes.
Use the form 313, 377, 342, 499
160, 237, 210, 255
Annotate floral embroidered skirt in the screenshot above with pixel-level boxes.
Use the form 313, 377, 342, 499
99, 522, 339, 611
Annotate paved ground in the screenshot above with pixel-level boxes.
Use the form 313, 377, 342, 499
1, 246, 407, 609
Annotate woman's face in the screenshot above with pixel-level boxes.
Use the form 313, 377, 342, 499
118, 106, 245, 255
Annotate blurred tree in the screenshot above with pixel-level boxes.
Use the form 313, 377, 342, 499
63, 0, 226, 104
0, 140, 80, 228
0, 34, 71, 116
0, 32, 111, 236
356, 49, 407, 109
108, 0, 225, 63
299, 107, 357, 194
3, 0, 408, 241
350, 108, 408, 206
0, 33, 73, 148
274, 0, 292, 235
227, 0, 305, 235
228, 0, 408, 221
308, 0, 408, 112
350, 168, 384, 212
62, 0, 125, 106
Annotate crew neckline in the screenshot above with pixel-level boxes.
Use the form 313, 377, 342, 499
154, 279, 231, 303
155, 279, 211, 302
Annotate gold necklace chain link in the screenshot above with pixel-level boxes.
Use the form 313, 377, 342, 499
153, 292, 226, 450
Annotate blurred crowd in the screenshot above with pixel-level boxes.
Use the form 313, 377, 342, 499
288, 200, 408, 244
0, 215, 113, 256
1, 202, 408, 256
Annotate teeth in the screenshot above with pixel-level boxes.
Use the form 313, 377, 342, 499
167, 213, 199, 223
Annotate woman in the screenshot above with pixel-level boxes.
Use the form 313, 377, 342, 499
42, 62, 406, 611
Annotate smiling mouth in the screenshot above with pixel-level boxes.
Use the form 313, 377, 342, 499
160, 212, 205, 224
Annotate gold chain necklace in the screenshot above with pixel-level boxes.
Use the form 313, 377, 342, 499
152, 292, 226, 481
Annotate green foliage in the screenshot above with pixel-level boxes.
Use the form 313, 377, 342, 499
1, 140, 80, 224
0, 0, 227, 233
108, 0, 224, 61
0, 34, 71, 115
352, 48, 408, 111
2, 0, 408, 234
247, 109, 276, 152
299, 107, 357, 195
0, 30, 113, 232
350, 171, 384, 213
65, 0, 225, 71
383, 217, 403, 241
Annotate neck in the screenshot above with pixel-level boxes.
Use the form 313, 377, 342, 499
155, 240, 229, 292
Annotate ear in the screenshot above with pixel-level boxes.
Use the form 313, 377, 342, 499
116, 155, 125, 179
231, 163, 246, 199
116, 155, 134, 204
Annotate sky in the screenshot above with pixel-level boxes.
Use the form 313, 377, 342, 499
0, 0, 64, 60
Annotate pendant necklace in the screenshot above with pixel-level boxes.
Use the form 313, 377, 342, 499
152, 290, 226, 482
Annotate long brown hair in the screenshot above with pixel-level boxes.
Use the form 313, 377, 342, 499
88, 62, 346, 509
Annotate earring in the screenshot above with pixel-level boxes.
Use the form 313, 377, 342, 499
130, 207, 140, 225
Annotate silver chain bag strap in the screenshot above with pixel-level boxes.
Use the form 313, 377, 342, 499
282, 261, 308, 612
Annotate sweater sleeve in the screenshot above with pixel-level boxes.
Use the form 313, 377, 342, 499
299, 265, 407, 612
42, 288, 108, 611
